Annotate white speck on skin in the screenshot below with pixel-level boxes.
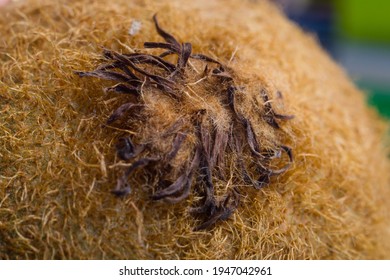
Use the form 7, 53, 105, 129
128, 20, 142, 36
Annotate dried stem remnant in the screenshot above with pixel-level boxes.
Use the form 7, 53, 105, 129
76, 15, 294, 230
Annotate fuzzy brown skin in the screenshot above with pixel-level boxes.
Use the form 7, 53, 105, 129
1, 0, 390, 259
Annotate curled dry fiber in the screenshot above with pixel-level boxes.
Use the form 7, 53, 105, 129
1, 0, 390, 259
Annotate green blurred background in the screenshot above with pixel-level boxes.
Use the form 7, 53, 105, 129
274, 0, 390, 118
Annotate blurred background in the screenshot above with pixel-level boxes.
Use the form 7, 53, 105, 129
273, 0, 390, 118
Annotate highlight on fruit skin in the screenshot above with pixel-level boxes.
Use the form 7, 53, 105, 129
1, 0, 390, 259
75, 15, 294, 231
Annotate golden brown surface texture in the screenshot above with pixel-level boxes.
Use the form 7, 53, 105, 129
1, 0, 390, 259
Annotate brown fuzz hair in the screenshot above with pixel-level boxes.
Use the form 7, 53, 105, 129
75, 15, 294, 230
